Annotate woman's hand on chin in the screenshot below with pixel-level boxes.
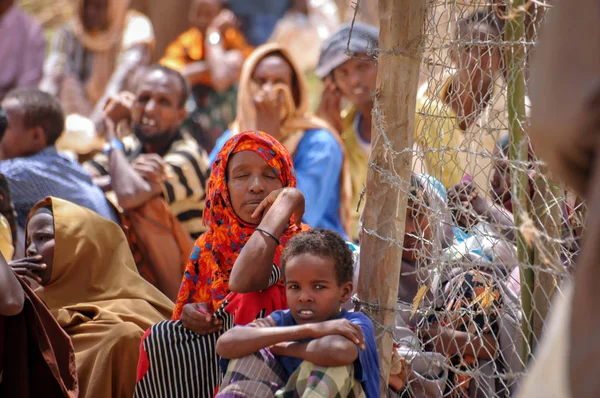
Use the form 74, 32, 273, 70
180, 303, 223, 335
251, 187, 305, 228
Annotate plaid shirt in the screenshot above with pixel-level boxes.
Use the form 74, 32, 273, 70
0, 146, 119, 228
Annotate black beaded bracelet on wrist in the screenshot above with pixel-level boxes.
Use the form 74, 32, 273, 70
255, 227, 280, 246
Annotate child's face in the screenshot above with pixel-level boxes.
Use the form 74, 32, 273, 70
284, 253, 353, 325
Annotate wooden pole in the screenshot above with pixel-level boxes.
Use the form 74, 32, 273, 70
504, 0, 533, 363
356, 0, 425, 394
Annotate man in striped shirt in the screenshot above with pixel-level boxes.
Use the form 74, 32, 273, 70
86, 65, 210, 239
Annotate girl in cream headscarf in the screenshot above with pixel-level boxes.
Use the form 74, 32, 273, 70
40, 0, 154, 154
209, 43, 353, 239
18, 197, 173, 398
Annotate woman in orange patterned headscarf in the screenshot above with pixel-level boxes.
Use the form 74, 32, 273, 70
135, 130, 309, 398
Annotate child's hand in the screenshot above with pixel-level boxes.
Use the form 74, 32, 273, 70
248, 316, 276, 328
181, 303, 223, 335
251, 187, 305, 227
307, 319, 366, 350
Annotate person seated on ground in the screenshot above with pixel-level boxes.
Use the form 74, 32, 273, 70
449, 134, 577, 271
0, 89, 119, 254
0, 251, 78, 397
40, 0, 154, 130
210, 43, 351, 238
394, 174, 521, 397
216, 229, 379, 397
161, 0, 252, 151
316, 23, 462, 241
134, 131, 309, 398
12, 197, 173, 398
85, 64, 210, 240
0, 0, 45, 101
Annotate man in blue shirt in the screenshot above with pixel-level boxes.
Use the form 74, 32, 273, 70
0, 89, 119, 252
217, 229, 380, 397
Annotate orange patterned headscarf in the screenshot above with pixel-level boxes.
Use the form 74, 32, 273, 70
173, 131, 308, 322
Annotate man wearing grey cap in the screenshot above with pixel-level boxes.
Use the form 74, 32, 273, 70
316, 22, 379, 241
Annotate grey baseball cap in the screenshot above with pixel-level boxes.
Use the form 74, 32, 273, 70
315, 22, 379, 79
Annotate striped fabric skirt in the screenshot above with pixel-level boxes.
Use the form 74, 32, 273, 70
134, 304, 235, 398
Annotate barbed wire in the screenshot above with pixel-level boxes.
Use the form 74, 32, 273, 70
349, 0, 580, 396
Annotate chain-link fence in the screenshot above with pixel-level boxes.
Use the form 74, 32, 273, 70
353, 1, 584, 396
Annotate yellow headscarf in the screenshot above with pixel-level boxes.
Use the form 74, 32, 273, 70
28, 197, 173, 397
232, 43, 353, 235
30, 197, 173, 323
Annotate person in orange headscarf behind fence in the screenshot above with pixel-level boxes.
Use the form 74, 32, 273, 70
40, 0, 154, 131
161, 0, 253, 151
134, 131, 309, 398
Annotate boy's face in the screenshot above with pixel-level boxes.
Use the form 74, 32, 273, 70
285, 253, 353, 325
331, 53, 377, 109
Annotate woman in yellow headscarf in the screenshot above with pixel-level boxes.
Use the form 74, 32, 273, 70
16, 197, 173, 398
40, 0, 154, 135
209, 43, 352, 239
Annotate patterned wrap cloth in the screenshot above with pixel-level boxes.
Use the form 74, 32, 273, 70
217, 349, 366, 398
172, 130, 309, 324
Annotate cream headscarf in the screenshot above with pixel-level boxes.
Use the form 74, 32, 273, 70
232, 43, 353, 235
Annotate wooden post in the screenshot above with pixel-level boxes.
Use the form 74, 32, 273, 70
356, 0, 425, 394
504, 0, 533, 363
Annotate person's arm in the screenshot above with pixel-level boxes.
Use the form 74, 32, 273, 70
448, 181, 515, 241
228, 188, 304, 293
294, 130, 344, 228
217, 317, 364, 367
425, 325, 498, 361
270, 336, 359, 367
204, 10, 245, 93
109, 145, 164, 210
101, 93, 166, 210
0, 253, 24, 316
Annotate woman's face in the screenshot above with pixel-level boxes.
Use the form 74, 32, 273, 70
26, 210, 55, 285
455, 24, 503, 83
82, 0, 109, 32
332, 53, 378, 109
252, 55, 294, 92
227, 150, 284, 224
402, 192, 433, 264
